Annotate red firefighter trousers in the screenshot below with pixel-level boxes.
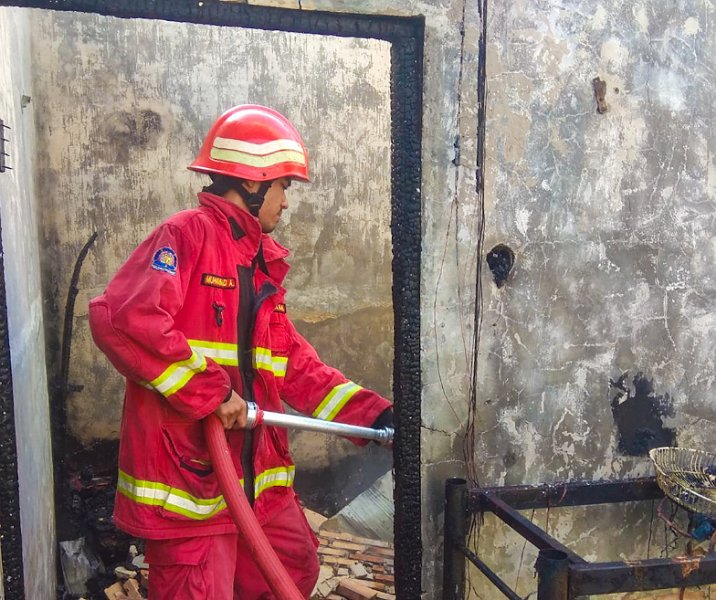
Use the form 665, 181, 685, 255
145, 496, 320, 600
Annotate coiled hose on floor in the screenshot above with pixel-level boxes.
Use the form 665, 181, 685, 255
203, 414, 305, 600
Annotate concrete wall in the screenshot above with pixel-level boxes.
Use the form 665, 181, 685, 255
30, 10, 394, 515
0, 7, 56, 599
469, 0, 716, 597
8, 0, 715, 598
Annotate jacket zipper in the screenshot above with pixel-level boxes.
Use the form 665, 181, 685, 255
236, 263, 278, 506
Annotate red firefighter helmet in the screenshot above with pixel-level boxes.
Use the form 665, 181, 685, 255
188, 105, 309, 182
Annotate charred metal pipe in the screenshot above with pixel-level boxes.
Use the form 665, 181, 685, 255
245, 403, 394, 445
442, 478, 467, 600
535, 549, 569, 600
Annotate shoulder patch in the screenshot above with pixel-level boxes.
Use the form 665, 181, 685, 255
201, 273, 237, 289
151, 247, 178, 275
274, 303, 287, 313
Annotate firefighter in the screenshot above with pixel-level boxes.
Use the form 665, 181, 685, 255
89, 105, 394, 600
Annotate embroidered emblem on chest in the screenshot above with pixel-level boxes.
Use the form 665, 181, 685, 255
151, 247, 178, 275
201, 273, 237, 289
274, 303, 287, 313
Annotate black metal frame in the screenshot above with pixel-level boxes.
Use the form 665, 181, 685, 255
444, 477, 716, 599
0, 119, 11, 172
0, 2, 424, 597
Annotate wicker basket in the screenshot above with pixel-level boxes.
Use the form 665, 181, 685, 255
649, 447, 716, 516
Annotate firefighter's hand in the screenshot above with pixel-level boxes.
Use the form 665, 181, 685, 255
213, 391, 248, 430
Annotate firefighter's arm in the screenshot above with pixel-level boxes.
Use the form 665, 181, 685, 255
279, 320, 392, 445
88, 222, 231, 420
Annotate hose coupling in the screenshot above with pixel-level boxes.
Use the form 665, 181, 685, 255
377, 427, 395, 446
245, 401, 260, 429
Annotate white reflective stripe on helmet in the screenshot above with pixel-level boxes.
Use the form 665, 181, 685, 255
210, 147, 306, 169
312, 381, 363, 421
149, 350, 207, 397
213, 137, 305, 157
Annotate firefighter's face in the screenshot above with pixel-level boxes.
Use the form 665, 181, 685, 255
251, 178, 290, 233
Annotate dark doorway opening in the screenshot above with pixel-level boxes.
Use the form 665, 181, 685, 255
0, 1, 423, 598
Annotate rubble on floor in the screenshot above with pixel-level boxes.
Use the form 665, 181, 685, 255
93, 509, 394, 600
311, 528, 395, 599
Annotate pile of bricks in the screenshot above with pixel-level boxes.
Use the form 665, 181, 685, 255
96, 513, 394, 600
312, 529, 395, 600
102, 566, 148, 600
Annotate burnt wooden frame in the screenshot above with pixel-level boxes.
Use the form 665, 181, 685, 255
0, 2, 424, 598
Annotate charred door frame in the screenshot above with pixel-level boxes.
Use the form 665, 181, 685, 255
0, 1, 424, 598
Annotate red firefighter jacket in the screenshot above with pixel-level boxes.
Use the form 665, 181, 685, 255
89, 192, 392, 540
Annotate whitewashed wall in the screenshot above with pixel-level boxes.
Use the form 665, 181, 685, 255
0, 7, 56, 599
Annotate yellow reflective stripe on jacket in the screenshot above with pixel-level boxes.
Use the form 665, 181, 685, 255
150, 350, 207, 396
255, 465, 295, 497
118, 466, 295, 519
189, 340, 238, 366
117, 469, 226, 520
253, 347, 288, 377
312, 381, 363, 421
188, 342, 286, 376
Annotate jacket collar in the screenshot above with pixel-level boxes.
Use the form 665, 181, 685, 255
197, 191, 290, 284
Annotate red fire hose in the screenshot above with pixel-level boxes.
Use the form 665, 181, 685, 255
203, 414, 305, 600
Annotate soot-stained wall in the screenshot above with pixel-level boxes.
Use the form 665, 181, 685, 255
8, 0, 714, 597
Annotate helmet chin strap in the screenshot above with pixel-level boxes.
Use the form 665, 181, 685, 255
235, 180, 272, 217
204, 175, 272, 217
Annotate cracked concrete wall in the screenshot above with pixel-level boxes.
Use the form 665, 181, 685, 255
467, 0, 716, 597
13, 0, 714, 598
0, 8, 56, 599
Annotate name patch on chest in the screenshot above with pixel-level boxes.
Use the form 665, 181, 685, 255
201, 273, 237, 289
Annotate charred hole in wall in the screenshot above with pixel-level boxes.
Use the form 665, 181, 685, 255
610, 372, 676, 456
0, 2, 423, 598
486, 244, 514, 287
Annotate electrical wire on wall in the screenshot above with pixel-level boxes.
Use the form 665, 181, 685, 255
464, 0, 488, 490
432, 0, 470, 428
465, 2, 488, 596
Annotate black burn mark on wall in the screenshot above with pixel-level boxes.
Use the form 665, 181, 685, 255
103, 109, 163, 163
610, 372, 676, 455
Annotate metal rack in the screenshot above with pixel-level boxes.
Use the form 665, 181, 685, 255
443, 477, 716, 599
